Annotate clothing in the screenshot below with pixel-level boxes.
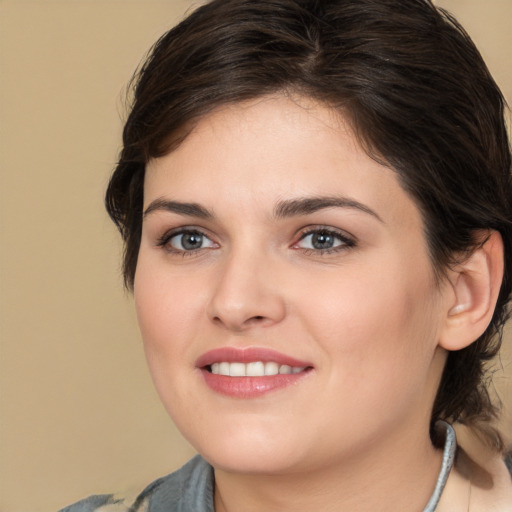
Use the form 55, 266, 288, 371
59, 425, 512, 512
58, 456, 214, 512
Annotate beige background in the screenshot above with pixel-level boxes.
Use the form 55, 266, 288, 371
0, 1, 511, 511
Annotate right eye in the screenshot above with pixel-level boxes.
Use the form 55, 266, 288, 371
158, 229, 217, 253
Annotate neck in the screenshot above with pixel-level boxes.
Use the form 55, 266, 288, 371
214, 421, 443, 512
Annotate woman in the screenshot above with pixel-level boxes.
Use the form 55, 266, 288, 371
62, 0, 512, 510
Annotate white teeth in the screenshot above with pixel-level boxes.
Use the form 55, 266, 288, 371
264, 362, 279, 376
209, 361, 306, 377
246, 361, 265, 376
229, 362, 246, 377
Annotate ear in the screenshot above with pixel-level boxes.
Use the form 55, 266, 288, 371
439, 230, 504, 351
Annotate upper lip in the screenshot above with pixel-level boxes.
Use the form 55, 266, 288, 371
196, 347, 312, 369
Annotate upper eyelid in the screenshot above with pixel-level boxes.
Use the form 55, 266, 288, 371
158, 225, 212, 238
295, 225, 356, 241
154, 224, 357, 249
292, 227, 357, 254
157, 226, 213, 245
156, 229, 219, 257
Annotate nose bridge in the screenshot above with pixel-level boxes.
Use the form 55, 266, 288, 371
207, 241, 285, 331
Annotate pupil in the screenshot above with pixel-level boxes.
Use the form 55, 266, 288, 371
312, 232, 334, 249
182, 233, 202, 250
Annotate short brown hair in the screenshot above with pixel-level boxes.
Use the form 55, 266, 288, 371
106, 0, 512, 450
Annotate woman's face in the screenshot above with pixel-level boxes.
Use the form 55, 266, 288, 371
135, 95, 452, 474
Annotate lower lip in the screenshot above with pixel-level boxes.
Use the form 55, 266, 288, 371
200, 369, 311, 398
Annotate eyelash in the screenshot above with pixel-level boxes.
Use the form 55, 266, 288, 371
294, 227, 356, 255
155, 226, 356, 256
156, 228, 217, 256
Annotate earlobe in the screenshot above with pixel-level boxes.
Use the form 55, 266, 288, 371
439, 231, 504, 351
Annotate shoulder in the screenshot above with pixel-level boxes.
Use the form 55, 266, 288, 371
58, 455, 214, 512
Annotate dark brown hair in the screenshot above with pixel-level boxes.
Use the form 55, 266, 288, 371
106, 0, 512, 450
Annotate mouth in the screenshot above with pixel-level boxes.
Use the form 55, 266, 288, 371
208, 361, 307, 376
197, 348, 313, 398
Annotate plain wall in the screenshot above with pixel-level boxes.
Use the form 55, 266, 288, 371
0, 1, 510, 511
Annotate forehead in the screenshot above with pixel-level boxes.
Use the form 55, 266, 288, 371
144, 94, 421, 230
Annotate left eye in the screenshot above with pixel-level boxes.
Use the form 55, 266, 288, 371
167, 230, 216, 251
296, 230, 351, 251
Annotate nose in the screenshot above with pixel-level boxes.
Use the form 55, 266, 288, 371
207, 249, 286, 332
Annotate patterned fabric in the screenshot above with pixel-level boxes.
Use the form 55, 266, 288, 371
423, 421, 456, 512
505, 452, 512, 478
58, 456, 214, 512
58, 495, 127, 512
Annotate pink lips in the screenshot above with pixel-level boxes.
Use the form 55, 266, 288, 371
196, 347, 313, 399
196, 347, 311, 368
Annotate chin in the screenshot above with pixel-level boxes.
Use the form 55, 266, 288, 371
202, 444, 306, 475
178, 416, 311, 474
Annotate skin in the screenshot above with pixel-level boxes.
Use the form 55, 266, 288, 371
134, 94, 478, 511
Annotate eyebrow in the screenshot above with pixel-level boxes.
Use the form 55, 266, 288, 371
274, 196, 383, 222
143, 199, 213, 219
143, 195, 383, 223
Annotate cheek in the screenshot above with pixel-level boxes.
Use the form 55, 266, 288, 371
299, 259, 441, 382
134, 262, 208, 416
134, 260, 201, 366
